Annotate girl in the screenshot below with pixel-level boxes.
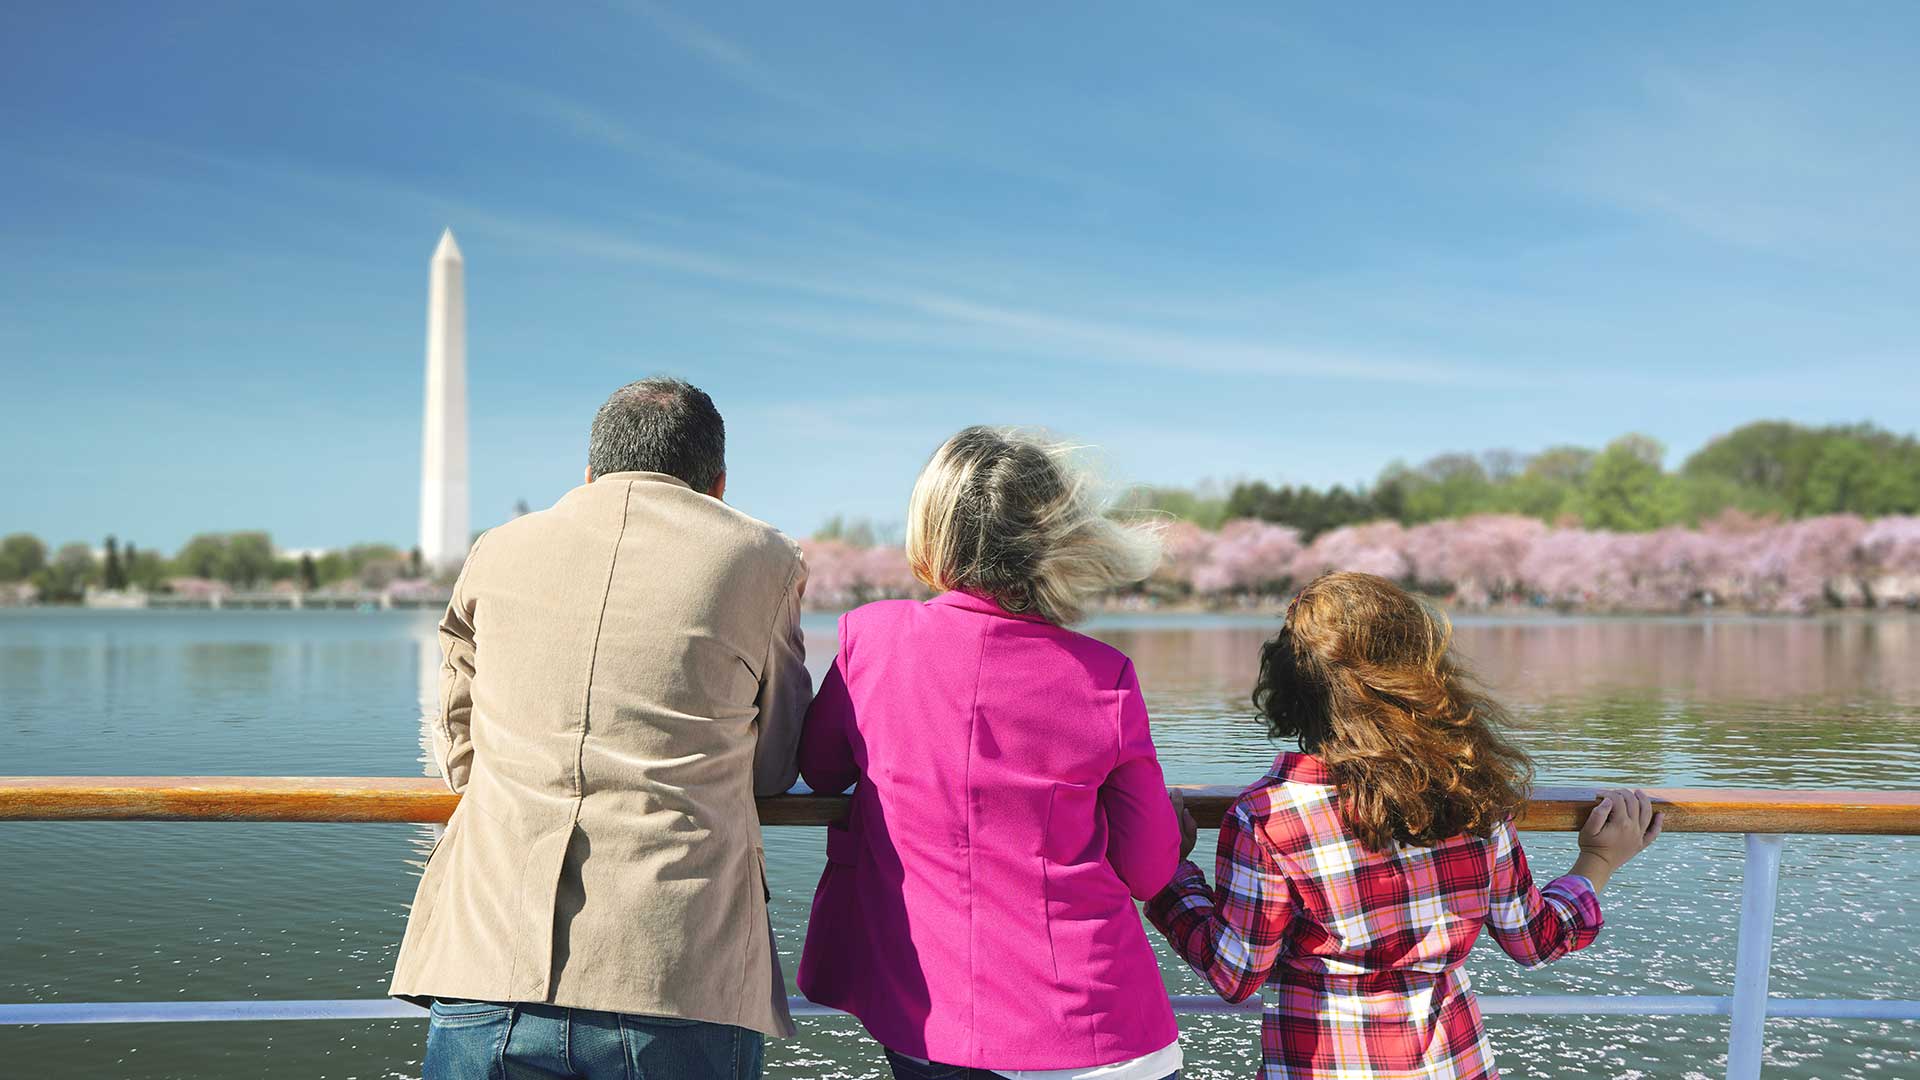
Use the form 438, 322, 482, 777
798, 427, 1183, 1080
1148, 571, 1661, 1079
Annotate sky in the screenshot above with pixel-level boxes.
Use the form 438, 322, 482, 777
3, 2, 1918, 552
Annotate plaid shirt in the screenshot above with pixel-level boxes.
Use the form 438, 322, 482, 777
1146, 752, 1603, 1080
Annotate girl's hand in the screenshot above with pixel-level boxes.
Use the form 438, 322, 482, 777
1170, 789, 1199, 860
1578, 788, 1664, 875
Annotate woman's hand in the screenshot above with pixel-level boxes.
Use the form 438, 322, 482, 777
1170, 788, 1199, 860
1571, 788, 1663, 891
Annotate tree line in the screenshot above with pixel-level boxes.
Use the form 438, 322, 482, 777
1129, 421, 1920, 539
0, 531, 428, 603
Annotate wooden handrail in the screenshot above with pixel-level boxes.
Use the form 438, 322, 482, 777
2, 777, 1919, 833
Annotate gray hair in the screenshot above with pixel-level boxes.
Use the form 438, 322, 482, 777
905, 426, 1163, 625
587, 377, 726, 493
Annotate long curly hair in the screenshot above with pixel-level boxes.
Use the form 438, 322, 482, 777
1253, 571, 1533, 851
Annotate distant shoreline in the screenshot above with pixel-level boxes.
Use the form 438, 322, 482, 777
8, 598, 1918, 622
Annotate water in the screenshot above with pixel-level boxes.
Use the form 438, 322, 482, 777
3, 610, 1918, 1079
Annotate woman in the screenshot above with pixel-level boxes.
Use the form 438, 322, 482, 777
797, 427, 1183, 1080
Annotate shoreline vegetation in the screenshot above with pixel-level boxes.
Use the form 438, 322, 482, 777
800, 513, 1920, 617
807, 420, 1920, 617
7, 421, 1920, 616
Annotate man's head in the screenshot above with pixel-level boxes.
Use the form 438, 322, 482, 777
586, 377, 727, 498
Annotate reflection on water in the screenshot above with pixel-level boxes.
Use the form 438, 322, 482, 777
1, 610, 1917, 1079
1099, 614, 1920, 793
412, 622, 443, 872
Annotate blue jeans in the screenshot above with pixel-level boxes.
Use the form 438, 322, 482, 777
423, 999, 764, 1080
883, 1049, 1177, 1080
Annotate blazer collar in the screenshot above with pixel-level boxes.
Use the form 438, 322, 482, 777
929, 589, 1052, 623
593, 471, 692, 490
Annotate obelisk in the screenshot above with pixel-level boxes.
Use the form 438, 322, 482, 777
419, 229, 470, 573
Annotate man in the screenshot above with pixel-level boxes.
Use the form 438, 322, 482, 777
392, 377, 812, 1079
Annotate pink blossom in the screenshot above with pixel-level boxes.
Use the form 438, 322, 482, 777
1405, 515, 1547, 605
1738, 515, 1867, 613
385, 578, 444, 601
1189, 520, 1302, 595
1291, 521, 1412, 582
1860, 516, 1920, 574
799, 539, 922, 608
163, 576, 231, 599
792, 512, 1915, 614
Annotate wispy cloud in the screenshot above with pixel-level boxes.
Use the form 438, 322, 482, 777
608, 3, 1129, 201
462, 75, 893, 214
32, 130, 1905, 406
1553, 68, 1920, 256
617, 0, 822, 110
466, 216, 1505, 386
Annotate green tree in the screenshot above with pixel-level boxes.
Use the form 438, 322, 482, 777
102, 536, 126, 590
172, 532, 277, 587
1579, 436, 1676, 531
1682, 420, 1812, 497
123, 542, 167, 591
1671, 472, 1771, 524
0, 534, 48, 582
1488, 446, 1592, 520
1122, 486, 1232, 530
1400, 453, 1495, 522
299, 553, 319, 591
1682, 420, 1920, 516
812, 515, 881, 547
223, 532, 275, 587
1225, 481, 1384, 540
32, 542, 98, 602
1803, 437, 1905, 514
174, 534, 230, 580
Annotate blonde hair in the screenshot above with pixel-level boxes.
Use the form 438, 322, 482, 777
905, 426, 1163, 625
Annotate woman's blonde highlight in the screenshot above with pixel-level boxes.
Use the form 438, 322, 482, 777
904, 427, 1163, 625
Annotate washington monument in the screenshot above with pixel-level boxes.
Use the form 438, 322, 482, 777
419, 229, 469, 571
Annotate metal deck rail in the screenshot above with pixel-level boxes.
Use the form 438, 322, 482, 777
4, 778, 1920, 1080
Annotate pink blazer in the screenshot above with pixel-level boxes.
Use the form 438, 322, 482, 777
796, 590, 1181, 1069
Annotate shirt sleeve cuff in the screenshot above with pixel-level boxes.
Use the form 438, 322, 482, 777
1145, 859, 1207, 921
1542, 873, 1605, 937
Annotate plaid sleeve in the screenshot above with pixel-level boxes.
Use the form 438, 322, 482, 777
1485, 819, 1604, 968
1144, 799, 1293, 1004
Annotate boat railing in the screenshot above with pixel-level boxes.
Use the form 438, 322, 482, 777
3, 778, 1919, 1080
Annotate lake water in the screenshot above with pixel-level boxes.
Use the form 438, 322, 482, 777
2, 610, 1918, 1079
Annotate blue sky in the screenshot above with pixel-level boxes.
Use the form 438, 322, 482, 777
4, 2, 1917, 552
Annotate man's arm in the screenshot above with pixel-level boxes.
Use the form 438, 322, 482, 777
431, 536, 486, 793
751, 555, 812, 797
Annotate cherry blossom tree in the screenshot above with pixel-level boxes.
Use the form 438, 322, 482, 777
793, 511, 1920, 615
1152, 520, 1217, 595
1406, 515, 1547, 606
1290, 521, 1412, 582
1738, 514, 1868, 613
1188, 520, 1302, 596
1859, 516, 1920, 606
799, 540, 921, 608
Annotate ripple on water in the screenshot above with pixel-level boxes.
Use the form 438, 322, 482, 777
2, 611, 1918, 1079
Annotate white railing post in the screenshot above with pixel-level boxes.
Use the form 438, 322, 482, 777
1726, 833, 1785, 1080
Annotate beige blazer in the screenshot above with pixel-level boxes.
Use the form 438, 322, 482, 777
389, 471, 811, 1037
